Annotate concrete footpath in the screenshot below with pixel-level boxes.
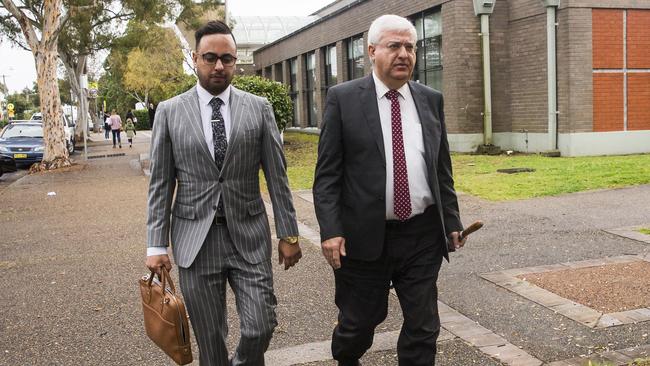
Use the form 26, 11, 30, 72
0, 132, 648, 365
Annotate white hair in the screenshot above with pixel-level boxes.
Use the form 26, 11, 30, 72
368, 14, 417, 45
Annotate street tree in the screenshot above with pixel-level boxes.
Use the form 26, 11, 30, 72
123, 27, 186, 107
1, 0, 224, 168
0, 0, 70, 169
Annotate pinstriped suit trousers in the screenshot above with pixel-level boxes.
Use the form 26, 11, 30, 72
179, 222, 278, 366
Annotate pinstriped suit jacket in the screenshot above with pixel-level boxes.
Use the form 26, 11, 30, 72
146, 85, 299, 268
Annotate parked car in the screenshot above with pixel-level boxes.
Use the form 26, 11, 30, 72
0, 121, 45, 167
0, 153, 17, 177
30, 112, 75, 154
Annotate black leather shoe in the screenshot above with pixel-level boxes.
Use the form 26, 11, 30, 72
338, 361, 360, 366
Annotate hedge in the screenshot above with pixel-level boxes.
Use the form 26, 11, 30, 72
231, 75, 293, 132
133, 110, 150, 130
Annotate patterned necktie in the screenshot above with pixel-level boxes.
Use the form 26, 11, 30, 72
386, 90, 412, 221
209, 97, 227, 170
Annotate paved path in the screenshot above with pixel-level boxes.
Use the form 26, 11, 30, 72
1, 133, 649, 365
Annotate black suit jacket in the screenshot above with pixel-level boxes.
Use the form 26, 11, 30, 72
313, 75, 463, 261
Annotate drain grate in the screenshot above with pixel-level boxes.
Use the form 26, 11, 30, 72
87, 153, 126, 159
497, 167, 535, 174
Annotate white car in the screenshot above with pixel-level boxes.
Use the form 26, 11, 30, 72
30, 112, 76, 154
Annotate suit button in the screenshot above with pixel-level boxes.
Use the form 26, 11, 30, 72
219, 177, 224, 183
212, 205, 217, 210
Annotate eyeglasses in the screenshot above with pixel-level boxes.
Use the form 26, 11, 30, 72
382, 41, 416, 54
200, 52, 237, 67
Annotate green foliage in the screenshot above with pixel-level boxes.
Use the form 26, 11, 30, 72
231, 76, 293, 131
123, 26, 186, 103
99, 22, 197, 114
5, 86, 39, 119
133, 110, 150, 130
639, 228, 650, 235
0, 120, 8, 129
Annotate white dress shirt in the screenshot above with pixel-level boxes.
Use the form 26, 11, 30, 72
147, 83, 233, 257
373, 72, 434, 220
197, 82, 233, 153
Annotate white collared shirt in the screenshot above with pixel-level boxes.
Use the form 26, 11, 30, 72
196, 82, 233, 159
373, 72, 434, 220
147, 82, 233, 257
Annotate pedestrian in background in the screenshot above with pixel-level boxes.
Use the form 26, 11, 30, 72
103, 111, 111, 140
125, 109, 135, 123
148, 103, 156, 129
109, 109, 122, 148
124, 118, 137, 148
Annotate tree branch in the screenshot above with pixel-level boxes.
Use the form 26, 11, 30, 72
1, 0, 41, 51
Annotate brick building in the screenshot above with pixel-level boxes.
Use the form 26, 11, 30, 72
253, 0, 650, 156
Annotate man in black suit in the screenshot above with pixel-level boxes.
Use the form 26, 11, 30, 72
313, 14, 466, 366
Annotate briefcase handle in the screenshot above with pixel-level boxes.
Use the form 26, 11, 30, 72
146, 266, 177, 296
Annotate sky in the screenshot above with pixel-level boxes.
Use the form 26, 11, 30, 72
0, 0, 335, 94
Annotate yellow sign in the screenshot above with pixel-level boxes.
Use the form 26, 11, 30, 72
7, 103, 14, 111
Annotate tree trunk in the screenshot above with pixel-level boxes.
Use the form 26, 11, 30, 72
62, 53, 89, 143
36, 44, 69, 164
2, 0, 70, 171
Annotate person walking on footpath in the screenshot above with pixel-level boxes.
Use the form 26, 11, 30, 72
313, 14, 467, 366
103, 111, 111, 140
124, 118, 136, 148
125, 109, 135, 123
109, 109, 122, 148
145, 20, 302, 366
148, 103, 156, 129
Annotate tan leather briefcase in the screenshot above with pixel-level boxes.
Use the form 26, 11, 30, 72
139, 267, 193, 365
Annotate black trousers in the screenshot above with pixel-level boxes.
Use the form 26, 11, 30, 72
332, 206, 444, 366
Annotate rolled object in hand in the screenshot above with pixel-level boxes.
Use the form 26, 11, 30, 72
459, 221, 484, 241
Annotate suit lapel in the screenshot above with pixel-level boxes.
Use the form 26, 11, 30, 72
222, 86, 246, 172
359, 76, 386, 165
180, 87, 214, 163
410, 82, 437, 171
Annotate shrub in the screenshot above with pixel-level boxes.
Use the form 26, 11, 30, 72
133, 110, 150, 130
231, 75, 293, 132
0, 120, 7, 129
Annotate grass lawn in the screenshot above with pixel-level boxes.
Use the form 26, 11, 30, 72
261, 131, 319, 192
282, 132, 319, 190
278, 131, 650, 201
452, 153, 650, 201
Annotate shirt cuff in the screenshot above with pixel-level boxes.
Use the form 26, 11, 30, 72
147, 247, 168, 256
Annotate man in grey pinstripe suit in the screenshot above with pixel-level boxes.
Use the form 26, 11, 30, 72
145, 20, 302, 366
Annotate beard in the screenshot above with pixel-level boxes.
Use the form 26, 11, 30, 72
199, 71, 232, 95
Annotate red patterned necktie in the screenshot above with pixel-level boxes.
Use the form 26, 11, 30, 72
386, 90, 411, 221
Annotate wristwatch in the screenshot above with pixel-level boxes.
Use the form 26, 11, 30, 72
282, 236, 299, 245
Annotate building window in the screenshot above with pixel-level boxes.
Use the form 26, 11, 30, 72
305, 51, 318, 127
274, 63, 283, 83
289, 58, 299, 127
592, 9, 650, 132
324, 44, 338, 90
411, 10, 443, 91
347, 35, 365, 80
264, 66, 272, 79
